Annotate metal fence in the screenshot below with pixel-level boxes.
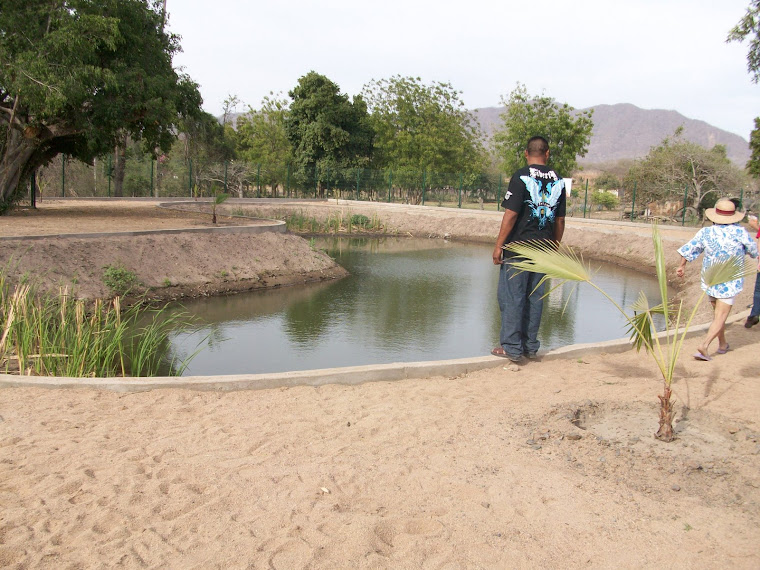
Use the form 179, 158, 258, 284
26, 156, 757, 226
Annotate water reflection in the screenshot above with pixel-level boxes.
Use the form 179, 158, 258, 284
165, 238, 663, 376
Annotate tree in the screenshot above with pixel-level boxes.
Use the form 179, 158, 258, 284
236, 93, 292, 194
728, 1, 760, 176
284, 72, 373, 194
0, 0, 202, 210
749, 117, 760, 179
728, 0, 760, 82
493, 84, 594, 177
624, 132, 747, 215
361, 76, 486, 175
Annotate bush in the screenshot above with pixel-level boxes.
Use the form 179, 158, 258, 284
590, 191, 620, 210
103, 264, 138, 296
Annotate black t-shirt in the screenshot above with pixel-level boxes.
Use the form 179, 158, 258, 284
501, 163, 566, 248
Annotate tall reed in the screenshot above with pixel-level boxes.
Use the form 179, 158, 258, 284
0, 278, 199, 377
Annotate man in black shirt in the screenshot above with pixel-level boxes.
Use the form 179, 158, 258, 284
491, 136, 566, 362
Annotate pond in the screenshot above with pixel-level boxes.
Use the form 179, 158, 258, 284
162, 237, 663, 376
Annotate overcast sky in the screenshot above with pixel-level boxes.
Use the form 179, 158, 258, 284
167, 0, 759, 140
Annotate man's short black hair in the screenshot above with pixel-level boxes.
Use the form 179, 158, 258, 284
526, 136, 549, 156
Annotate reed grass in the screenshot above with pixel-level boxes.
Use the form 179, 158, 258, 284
0, 277, 199, 377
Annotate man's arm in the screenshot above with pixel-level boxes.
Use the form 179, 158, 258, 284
492, 209, 518, 265
553, 217, 565, 243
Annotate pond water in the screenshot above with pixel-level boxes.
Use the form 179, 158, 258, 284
163, 237, 663, 376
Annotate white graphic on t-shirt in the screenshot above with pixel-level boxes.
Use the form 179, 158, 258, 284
520, 175, 564, 229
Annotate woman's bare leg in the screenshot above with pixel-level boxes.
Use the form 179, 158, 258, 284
697, 299, 732, 355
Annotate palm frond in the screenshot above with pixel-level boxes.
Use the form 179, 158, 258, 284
702, 257, 757, 288
651, 223, 669, 323
504, 241, 593, 283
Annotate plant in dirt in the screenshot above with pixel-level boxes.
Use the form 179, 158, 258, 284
103, 264, 138, 296
504, 224, 755, 441
211, 193, 230, 224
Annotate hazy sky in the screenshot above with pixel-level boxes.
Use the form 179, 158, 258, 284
167, 0, 759, 140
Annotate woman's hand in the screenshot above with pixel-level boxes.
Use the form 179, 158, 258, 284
676, 266, 685, 278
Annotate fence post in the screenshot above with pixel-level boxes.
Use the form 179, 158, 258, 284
150, 159, 155, 196
286, 164, 291, 198
681, 184, 688, 226
458, 173, 463, 208
257, 164, 261, 198
188, 158, 193, 197
739, 186, 744, 209
224, 161, 228, 193
388, 170, 392, 203
61, 154, 65, 197
356, 168, 360, 200
630, 181, 637, 222
422, 171, 426, 206
582, 179, 589, 218
326, 166, 330, 199
30, 169, 37, 208
497, 174, 502, 211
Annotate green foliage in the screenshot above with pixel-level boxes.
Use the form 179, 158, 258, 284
103, 264, 138, 296
236, 93, 292, 172
0, 278, 200, 377
624, 132, 747, 212
594, 172, 620, 190
590, 190, 620, 210
749, 117, 760, 178
351, 214, 370, 227
285, 72, 374, 190
0, 0, 203, 206
727, 0, 760, 82
361, 76, 487, 176
493, 83, 594, 176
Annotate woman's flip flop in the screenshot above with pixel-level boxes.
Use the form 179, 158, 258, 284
716, 344, 730, 354
693, 351, 712, 361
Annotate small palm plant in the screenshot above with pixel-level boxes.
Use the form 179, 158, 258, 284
505, 224, 755, 441
211, 193, 229, 224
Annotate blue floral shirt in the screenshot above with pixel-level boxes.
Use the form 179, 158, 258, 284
678, 224, 759, 298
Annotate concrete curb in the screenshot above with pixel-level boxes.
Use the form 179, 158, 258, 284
0, 311, 748, 393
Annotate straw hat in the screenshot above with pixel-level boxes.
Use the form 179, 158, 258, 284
704, 199, 745, 224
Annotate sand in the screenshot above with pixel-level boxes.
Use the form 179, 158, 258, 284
0, 199, 758, 568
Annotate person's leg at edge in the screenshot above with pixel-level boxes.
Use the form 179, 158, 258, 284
522, 271, 545, 356
498, 262, 528, 359
746, 272, 760, 327
698, 298, 732, 356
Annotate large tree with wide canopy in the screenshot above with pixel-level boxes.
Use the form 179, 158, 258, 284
0, 0, 202, 211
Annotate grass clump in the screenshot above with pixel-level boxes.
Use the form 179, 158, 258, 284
0, 273, 201, 377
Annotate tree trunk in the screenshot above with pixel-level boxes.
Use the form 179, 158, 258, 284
655, 383, 675, 442
0, 129, 38, 205
112, 141, 126, 197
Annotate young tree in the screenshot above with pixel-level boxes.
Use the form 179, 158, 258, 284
493, 83, 593, 176
361, 76, 486, 175
284, 72, 374, 193
0, 0, 202, 210
625, 133, 747, 214
236, 93, 292, 193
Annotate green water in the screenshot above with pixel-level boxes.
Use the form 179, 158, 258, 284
163, 237, 663, 376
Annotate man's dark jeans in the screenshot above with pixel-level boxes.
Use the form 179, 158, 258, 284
750, 271, 760, 318
497, 261, 545, 358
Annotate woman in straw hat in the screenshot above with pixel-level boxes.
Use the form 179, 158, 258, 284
675, 198, 758, 361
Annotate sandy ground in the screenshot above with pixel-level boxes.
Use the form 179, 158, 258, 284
1, 199, 759, 568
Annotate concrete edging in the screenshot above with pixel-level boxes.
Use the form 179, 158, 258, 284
0, 311, 747, 393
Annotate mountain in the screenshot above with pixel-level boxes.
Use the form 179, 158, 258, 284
472, 103, 751, 167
